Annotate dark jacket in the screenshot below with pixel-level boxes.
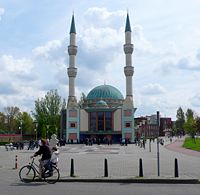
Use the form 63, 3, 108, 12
34, 145, 51, 161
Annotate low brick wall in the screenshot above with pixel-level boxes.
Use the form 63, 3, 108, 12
0, 134, 22, 143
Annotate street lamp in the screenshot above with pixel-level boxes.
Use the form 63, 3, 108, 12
19, 121, 23, 140
34, 123, 38, 141
20, 121, 22, 135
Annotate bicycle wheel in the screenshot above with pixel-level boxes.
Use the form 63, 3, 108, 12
19, 165, 36, 183
44, 166, 60, 184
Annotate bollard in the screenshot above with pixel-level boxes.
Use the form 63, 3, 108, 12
149, 139, 151, 152
70, 158, 74, 177
139, 158, 143, 177
15, 155, 18, 169
104, 158, 108, 177
174, 158, 179, 177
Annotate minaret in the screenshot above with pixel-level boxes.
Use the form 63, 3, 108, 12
67, 14, 78, 108
124, 13, 134, 103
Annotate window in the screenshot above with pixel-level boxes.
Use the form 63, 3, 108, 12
90, 112, 96, 131
69, 122, 77, 128
98, 112, 104, 131
125, 122, 131, 128
105, 112, 112, 131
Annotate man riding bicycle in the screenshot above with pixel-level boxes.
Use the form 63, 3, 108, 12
30, 139, 51, 178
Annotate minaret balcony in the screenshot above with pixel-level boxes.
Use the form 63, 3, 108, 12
68, 45, 77, 55
124, 66, 134, 76
123, 44, 134, 54
67, 67, 77, 77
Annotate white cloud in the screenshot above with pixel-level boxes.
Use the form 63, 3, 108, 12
32, 40, 66, 61
158, 60, 175, 75
0, 54, 40, 112
196, 49, 200, 61
141, 83, 166, 95
133, 24, 154, 54
81, 27, 122, 50
0, 55, 33, 74
176, 56, 200, 71
157, 49, 200, 77
0, 81, 18, 95
85, 7, 125, 20
0, 7, 4, 21
190, 94, 200, 107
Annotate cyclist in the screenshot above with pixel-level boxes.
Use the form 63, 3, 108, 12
30, 138, 51, 178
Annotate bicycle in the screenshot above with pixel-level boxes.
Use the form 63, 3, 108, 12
19, 157, 60, 184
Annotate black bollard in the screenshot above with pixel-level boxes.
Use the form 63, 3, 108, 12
104, 158, 108, 177
70, 158, 74, 177
174, 158, 179, 177
149, 139, 151, 152
139, 158, 143, 177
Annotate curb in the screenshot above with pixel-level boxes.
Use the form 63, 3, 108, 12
35, 178, 200, 184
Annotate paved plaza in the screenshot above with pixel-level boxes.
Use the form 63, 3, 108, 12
0, 137, 200, 183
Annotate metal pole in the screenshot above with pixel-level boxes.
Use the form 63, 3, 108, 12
157, 138, 160, 176
157, 111, 160, 176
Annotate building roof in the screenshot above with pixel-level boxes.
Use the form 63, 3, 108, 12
125, 13, 131, 32
70, 14, 76, 34
87, 85, 124, 100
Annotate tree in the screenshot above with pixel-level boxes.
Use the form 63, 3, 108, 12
4, 106, 20, 133
175, 107, 185, 135
78, 92, 86, 108
0, 112, 6, 133
32, 89, 65, 138
16, 112, 34, 135
185, 108, 194, 121
196, 116, 200, 134
184, 114, 196, 141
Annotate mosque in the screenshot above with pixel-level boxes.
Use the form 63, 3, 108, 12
63, 13, 136, 143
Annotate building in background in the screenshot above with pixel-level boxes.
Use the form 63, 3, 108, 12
134, 114, 173, 139
159, 117, 173, 136
61, 13, 136, 143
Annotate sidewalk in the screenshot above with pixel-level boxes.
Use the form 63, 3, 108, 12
165, 137, 200, 158
0, 138, 199, 184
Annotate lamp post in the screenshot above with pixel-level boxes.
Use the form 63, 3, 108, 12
34, 123, 38, 141
20, 121, 22, 135
46, 125, 49, 139
19, 121, 22, 140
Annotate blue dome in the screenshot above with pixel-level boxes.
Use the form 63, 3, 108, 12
96, 100, 108, 107
87, 85, 124, 100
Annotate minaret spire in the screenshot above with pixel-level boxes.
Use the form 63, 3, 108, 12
125, 13, 131, 32
67, 14, 78, 108
70, 14, 76, 34
123, 12, 134, 101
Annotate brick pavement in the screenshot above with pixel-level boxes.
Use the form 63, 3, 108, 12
0, 138, 200, 182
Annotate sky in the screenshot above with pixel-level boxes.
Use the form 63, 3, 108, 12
0, 0, 200, 120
